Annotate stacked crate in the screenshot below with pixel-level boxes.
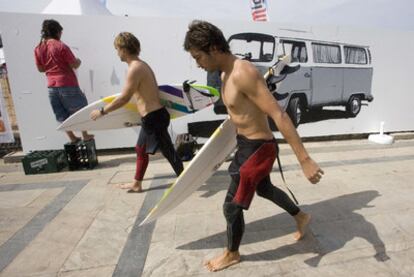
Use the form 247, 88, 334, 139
64, 139, 98, 170
22, 150, 67, 174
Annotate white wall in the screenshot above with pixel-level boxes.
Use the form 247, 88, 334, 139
0, 13, 206, 152
0, 12, 413, 152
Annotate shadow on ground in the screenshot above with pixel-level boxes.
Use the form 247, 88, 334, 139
177, 190, 390, 267
301, 109, 353, 124
97, 156, 137, 168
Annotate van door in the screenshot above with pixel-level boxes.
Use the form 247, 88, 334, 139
310, 43, 343, 106
276, 40, 311, 109
343, 46, 373, 102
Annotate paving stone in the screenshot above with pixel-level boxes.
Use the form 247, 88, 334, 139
1, 139, 414, 276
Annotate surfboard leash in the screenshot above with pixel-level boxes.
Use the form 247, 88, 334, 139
276, 154, 299, 205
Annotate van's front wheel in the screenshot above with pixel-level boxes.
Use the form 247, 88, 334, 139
346, 96, 361, 117
287, 97, 302, 127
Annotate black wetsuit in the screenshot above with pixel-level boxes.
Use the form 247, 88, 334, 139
224, 135, 300, 251
134, 107, 183, 180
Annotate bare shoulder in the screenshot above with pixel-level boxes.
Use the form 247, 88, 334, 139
126, 60, 144, 80
234, 60, 260, 80
129, 60, 143, 71
133, 60, 154, 75
232, 59, 262, 91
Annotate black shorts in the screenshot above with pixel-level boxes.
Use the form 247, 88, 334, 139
137, 107, 170, 154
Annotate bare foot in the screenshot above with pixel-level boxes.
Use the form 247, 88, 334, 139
66, 131, 81, 143
114, 181, 142, 192
70, 137, 81, 143
82, 133, 95, 141
293, 211, 311, 241
204, 249, 240, 272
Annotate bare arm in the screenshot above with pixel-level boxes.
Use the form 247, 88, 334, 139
34, 47, 45, 72
90, 63, 141, 120
237, 62, 324, 183
69, 58, 81, 69
36, 65, 45, 72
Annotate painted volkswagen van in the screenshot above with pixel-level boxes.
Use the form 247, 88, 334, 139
227, 32, 374, 126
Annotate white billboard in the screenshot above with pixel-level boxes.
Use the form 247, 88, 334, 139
0, 12, 413, 152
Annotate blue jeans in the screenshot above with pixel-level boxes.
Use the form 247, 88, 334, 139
48, 87, 88, 122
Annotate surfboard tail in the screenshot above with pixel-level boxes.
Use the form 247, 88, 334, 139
139, 184, 177, 226
139, 215, 152, 226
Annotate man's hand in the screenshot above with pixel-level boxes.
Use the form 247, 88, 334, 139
300, 157, 324, 184
90, 109, 102, 121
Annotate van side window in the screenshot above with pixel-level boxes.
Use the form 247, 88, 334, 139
282, 40, 307, 63
312, 43, 341, 64
344, 46, 367, 64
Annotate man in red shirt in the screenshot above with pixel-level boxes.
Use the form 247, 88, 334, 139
34, 19, 93, 142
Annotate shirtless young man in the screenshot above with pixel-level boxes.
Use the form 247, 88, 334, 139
91, 32, 183, 192
184, 20, 324, 272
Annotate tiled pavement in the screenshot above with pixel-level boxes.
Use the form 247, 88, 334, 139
1, 138, 414, 276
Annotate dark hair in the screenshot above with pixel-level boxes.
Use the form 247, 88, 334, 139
40, 19, 63, 40
184, 20, 230, 54
114, 32, 141, 56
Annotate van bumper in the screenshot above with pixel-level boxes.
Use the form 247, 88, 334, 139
366, 95, 374, 102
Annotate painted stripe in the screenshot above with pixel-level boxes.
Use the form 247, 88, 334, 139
0, 180, 88, 272
101, 83, 219, 115
160, 99, 190, 113
102, 95, 116, 103
102, 96, 137, 112
159, 92, 186, 106
159, 85, 183, 98
191, 85, 220, 97
113, 175, 172, 277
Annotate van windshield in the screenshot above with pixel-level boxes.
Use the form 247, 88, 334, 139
228, 33, 275, 62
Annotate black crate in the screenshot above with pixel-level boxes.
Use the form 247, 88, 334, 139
175, 133, 198, 161
22, 150, 68, 175
64, 139, 98, 170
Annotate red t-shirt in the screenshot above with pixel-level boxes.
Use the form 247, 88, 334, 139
34, 39, 79, 87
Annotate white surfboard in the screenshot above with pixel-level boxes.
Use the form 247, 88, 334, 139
139, 55, 295, 226
57, 83, 219, 131
140, 117, 236, 226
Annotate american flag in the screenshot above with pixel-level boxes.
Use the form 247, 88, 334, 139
250, 0, 269, 21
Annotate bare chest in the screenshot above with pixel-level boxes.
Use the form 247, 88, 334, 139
222, 78, 242, 111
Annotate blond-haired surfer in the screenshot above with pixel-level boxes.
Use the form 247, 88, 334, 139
184, 20, 324, 272
91, 32, 183, 192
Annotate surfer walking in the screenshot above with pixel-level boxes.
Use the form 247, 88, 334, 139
34, 19, 94, 143
90, 32, 183, 192
184, 20, 324, 272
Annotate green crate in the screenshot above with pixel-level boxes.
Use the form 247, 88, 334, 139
22, 150, 68, 175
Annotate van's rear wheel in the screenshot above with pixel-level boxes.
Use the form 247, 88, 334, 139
287, 97, 302, 127
346, 96, 361, 117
